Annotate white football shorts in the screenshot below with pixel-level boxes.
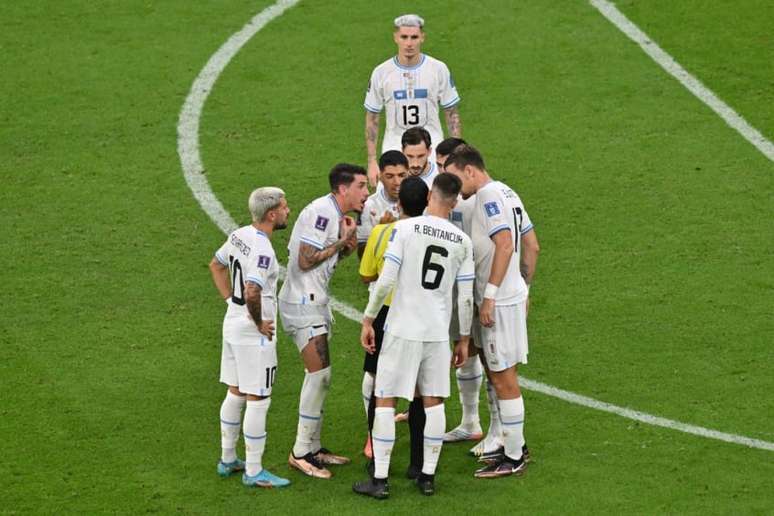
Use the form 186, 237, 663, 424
278, 301, 332, 351
220, 323, 277, 396
473, 302, 528, 372
374, 332, 451, 401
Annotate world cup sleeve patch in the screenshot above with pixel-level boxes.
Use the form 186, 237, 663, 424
484, 201, 501, 217
258, 255, 271, 269
315, 216, 329, 231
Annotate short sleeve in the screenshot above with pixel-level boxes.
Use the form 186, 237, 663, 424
299, 206, 333, 250
478, 189, 511, 238
364, 69, 383, 113
214, 239, 230, 266
438, 63, 460, 109
382, 223, 403, 269
520, 205, 534, 235
246, 250, 273, 289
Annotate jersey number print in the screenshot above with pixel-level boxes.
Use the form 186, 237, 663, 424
421, 245, 448, 290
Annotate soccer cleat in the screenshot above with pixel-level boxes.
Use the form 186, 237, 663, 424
288, 452, 332, 479
443, 423, 484, 443
415, 473, 435, 496
242, 469, 291, 488
363, 435, 373, 459
217, 458, 245, 477
469, 435, 503, 457
479, 444, 531, 464
314, 447, 350, 465
474, 456, 527, 479
394, 410, 409, 423
352, 477, 390, 500
405, 463, 421, 480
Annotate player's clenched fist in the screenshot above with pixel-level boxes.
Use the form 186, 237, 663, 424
361, 318, 376, 354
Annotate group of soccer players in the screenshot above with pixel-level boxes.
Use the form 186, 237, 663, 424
208, 13, 540, 498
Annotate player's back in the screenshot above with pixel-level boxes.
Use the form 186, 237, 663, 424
384, 215, 473, 341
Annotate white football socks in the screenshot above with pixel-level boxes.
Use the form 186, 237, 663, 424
499, 396, 525, 462
292, 367, 331, 458
422, 403, 446, 475
485, 380, 502, 439
372, 407, 396, 479
361, 373, 374, 417
244, 398, 270, 476
456, 357, 482, 427
220, 390, 246, 463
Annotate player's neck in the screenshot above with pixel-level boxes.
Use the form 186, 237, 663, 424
331, 192, 349, 214
426, 201, 450, 219
252, 221, 273, 238
474, 171, 493, 192
397, 52, 422, 67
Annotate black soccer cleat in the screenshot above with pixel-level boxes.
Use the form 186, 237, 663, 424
474, 456, 527, 479
415, 473, 435, 496
353, 477, 389, 500
479, 444, 530, 464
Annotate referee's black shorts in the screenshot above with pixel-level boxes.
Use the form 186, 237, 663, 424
363, 304, 389, 374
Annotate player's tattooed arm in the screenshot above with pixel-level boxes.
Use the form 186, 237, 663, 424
245, 282, 274, 339
520, 229, 540, 286
298, 241, 347, 271
444, 105, 462, 138
365, 111, 381, 186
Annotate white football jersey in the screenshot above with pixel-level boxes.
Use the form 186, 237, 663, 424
357, 189, 399, 244
278, 194, 343, 306
449, 194, 476, 236
381, 215, 474, 341
215, 226, 280, 334
471, 181, 534, 306
364, 53, 460, 153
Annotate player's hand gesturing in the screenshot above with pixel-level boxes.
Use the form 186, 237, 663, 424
257, 320, 275, 340
340, 215, 357, 241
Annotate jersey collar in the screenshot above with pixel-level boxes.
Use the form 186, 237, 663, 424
328, 193, 344, 216
255, 229, 269, 239
393, 54, 426, 71
379, 187, 397, 205
419, 160, 436, 179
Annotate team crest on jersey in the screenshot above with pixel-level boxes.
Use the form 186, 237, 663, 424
451, 211, 463, 222
315, 216, 329, 231
484, 201, 501, 217
257, 255, 271, 269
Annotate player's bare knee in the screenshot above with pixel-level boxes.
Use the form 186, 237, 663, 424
422, 396, 443, 408
375, 397, 396, 408
227, 385, 244, 397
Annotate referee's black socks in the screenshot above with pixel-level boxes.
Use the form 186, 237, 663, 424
408, 397, 426, 470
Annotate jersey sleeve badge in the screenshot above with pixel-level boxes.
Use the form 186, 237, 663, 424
257, 255, 271, 269
484, 201, 501, 217
315, 216, 329, 231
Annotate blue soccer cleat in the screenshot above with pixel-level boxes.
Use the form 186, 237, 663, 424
242, 469, 291, 488
217, 458, 245, 477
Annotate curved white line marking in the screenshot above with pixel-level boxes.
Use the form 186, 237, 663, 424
176, 1, 774, 452
590, 0, 774, 162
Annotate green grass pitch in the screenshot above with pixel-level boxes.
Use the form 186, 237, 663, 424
1, 0, 772, 513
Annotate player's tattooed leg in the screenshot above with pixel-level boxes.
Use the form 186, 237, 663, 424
313, 334, 330, 369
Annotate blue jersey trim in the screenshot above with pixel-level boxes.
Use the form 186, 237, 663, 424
364, 102, 381, 113
299, 237, 324, 250
488, 225, 511, 237
520, 223, 534, 235
441, 96, 461, 109
392, 54, 426, 70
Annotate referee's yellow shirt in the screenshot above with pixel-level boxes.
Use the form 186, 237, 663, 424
358, 222, 396, 306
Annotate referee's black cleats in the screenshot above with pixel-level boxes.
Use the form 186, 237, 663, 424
405, 463, 421, 480
415, 473, 435, 496
353, 477, 390, 500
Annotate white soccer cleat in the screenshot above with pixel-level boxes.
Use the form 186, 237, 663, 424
443, 423, 484, 443
469, 434, 503, 457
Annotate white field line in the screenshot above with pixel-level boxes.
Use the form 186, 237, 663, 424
176, 0, 774, 453
590, 0, 774, 162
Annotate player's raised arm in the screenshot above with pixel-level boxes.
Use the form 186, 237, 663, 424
365, 111, 381, 187
298, 239, 350, 271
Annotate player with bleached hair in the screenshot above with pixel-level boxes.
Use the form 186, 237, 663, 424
444, 145, 540, 478
209, 187, 291, 488
364, 13, 462, 186
353, 173, 475, 499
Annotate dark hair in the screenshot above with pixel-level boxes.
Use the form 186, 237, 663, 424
443, 144, 485, 171
431, 171, 461, 202
401, 127, 432, 150
435, 137, 467, 157
329, 163, 367, 192
398, 176, 429, 217
379, 150, 408, 171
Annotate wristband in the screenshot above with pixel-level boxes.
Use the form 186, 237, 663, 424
484, 283, 499, 299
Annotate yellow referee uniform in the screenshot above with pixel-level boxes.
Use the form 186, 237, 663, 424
358, 222, 396, 306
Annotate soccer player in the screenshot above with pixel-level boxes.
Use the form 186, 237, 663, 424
356, 150, 408, 258
278, 164, 369, 479
402, 127, 439, 188
359, 176, 429, 471
444, 145, 540, 478
209, 187, 291, 488
364, 13, 462, 186
353, 173, 475, 499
